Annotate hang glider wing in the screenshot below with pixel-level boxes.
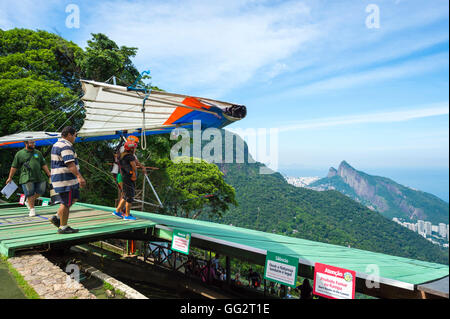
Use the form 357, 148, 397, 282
0, 80, 246, 149
0, 132, 60, 149
78, 80, 246, 137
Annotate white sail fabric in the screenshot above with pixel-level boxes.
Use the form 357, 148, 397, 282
0, 131, 60, 148
78, 80, 237, 137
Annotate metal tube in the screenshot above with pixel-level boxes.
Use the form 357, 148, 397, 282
144, 174, 163, 207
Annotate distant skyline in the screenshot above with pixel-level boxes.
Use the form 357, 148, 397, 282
1, 0, 448, 193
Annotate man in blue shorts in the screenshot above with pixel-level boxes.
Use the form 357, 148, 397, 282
113, 140, 137, 220
50, 126, 86, 234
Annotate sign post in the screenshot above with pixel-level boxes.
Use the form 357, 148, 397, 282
170, 229, 191, 255
263, 251, 299, 288
313, 263, 356, 299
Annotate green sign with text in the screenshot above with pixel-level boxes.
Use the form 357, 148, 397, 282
171, 229, 191, 255
264, 251, 299, 288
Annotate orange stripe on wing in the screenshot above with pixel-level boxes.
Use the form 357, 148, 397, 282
0, 138, 52, 148
163, 107, 192, 125
163, 97, 210, 125
0, 140, 25, 147
182, 97, 211, 110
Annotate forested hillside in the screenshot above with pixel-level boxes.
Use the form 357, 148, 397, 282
200, 132, 449, 265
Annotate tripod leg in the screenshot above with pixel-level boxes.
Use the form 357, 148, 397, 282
144, 174, 163, 208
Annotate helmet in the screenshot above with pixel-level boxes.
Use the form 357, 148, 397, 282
124, 141, 137, 151
127, 135, 139, 144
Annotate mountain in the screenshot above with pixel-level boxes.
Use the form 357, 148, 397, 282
308, 161, 449, 224
199, 130, 448, 265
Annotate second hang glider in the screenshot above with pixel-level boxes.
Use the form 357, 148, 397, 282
0, 79, 247, 149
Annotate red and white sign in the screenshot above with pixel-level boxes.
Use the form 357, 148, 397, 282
19, 194, 26, 205
313, 263, 356, 299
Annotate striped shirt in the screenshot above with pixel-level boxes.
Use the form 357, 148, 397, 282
51, 138, 80, 193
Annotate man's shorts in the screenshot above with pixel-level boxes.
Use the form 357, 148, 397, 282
59, 188, 80, 208
21, 181, 46, 197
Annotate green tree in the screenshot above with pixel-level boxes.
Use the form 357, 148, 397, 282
0, 28, 81, 136
162, 157, 237, 219
76, 32, 163, 91
0, 28, 81, 190
76, 33, 140, 85
135, 135, 237, 222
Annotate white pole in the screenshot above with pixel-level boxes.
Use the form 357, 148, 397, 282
145, 174, 163, 208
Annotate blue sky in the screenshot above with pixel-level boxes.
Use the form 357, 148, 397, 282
1, 0, 449, 197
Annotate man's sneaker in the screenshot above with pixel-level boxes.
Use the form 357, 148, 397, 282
49, 215, 60, 228
29, 208, 35, 217
123, 215, 137, 221
112, 211, 123, 219
58, 226, 79, 234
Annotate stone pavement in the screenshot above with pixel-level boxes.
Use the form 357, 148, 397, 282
83, 264, 148, 299
7, 252, 96, 299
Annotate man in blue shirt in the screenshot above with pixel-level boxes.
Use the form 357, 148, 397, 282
50, 126, 86, 234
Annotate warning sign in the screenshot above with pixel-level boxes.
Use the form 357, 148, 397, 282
170, 229, 191, 255
313, 263, 356, 299
19, 194, 26, 205
264, 251, 299, 288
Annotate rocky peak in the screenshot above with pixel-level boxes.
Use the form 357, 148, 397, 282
327, 167, 338, 178
338, 160, 356, 177
312, 160, 449, 224
336, 161, 378, 205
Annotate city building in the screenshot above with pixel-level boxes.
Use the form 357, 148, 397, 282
424, 222, 432, 236
417, 220, 425, 236
393, 218, 448, 245
439, 223, 447, 238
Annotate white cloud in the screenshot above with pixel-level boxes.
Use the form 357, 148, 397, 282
276, 29, 448, 89
278, 102, 449, 132
0, 0, 61, 30
77, 0, 318, 97
279, 52, 448, 97
245, 0, 449, 95
266, 62, 289, 80
1, 0, 448, 100
0, 3, 12, 29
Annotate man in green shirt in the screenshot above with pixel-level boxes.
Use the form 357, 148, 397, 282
6, 140, 51, 217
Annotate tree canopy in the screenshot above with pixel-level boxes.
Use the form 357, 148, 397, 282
76, 33, 139, 85
0, 28, 81, 136
164, 157, 237, 219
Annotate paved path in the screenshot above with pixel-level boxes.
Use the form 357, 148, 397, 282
7, 252, 96, 299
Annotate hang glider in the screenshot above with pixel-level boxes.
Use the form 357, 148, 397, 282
0, 79, 247, 149
0, 131, 61, 149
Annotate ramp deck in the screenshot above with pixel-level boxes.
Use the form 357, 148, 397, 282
1, 201, 448, 299
0, 203, 156, 257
